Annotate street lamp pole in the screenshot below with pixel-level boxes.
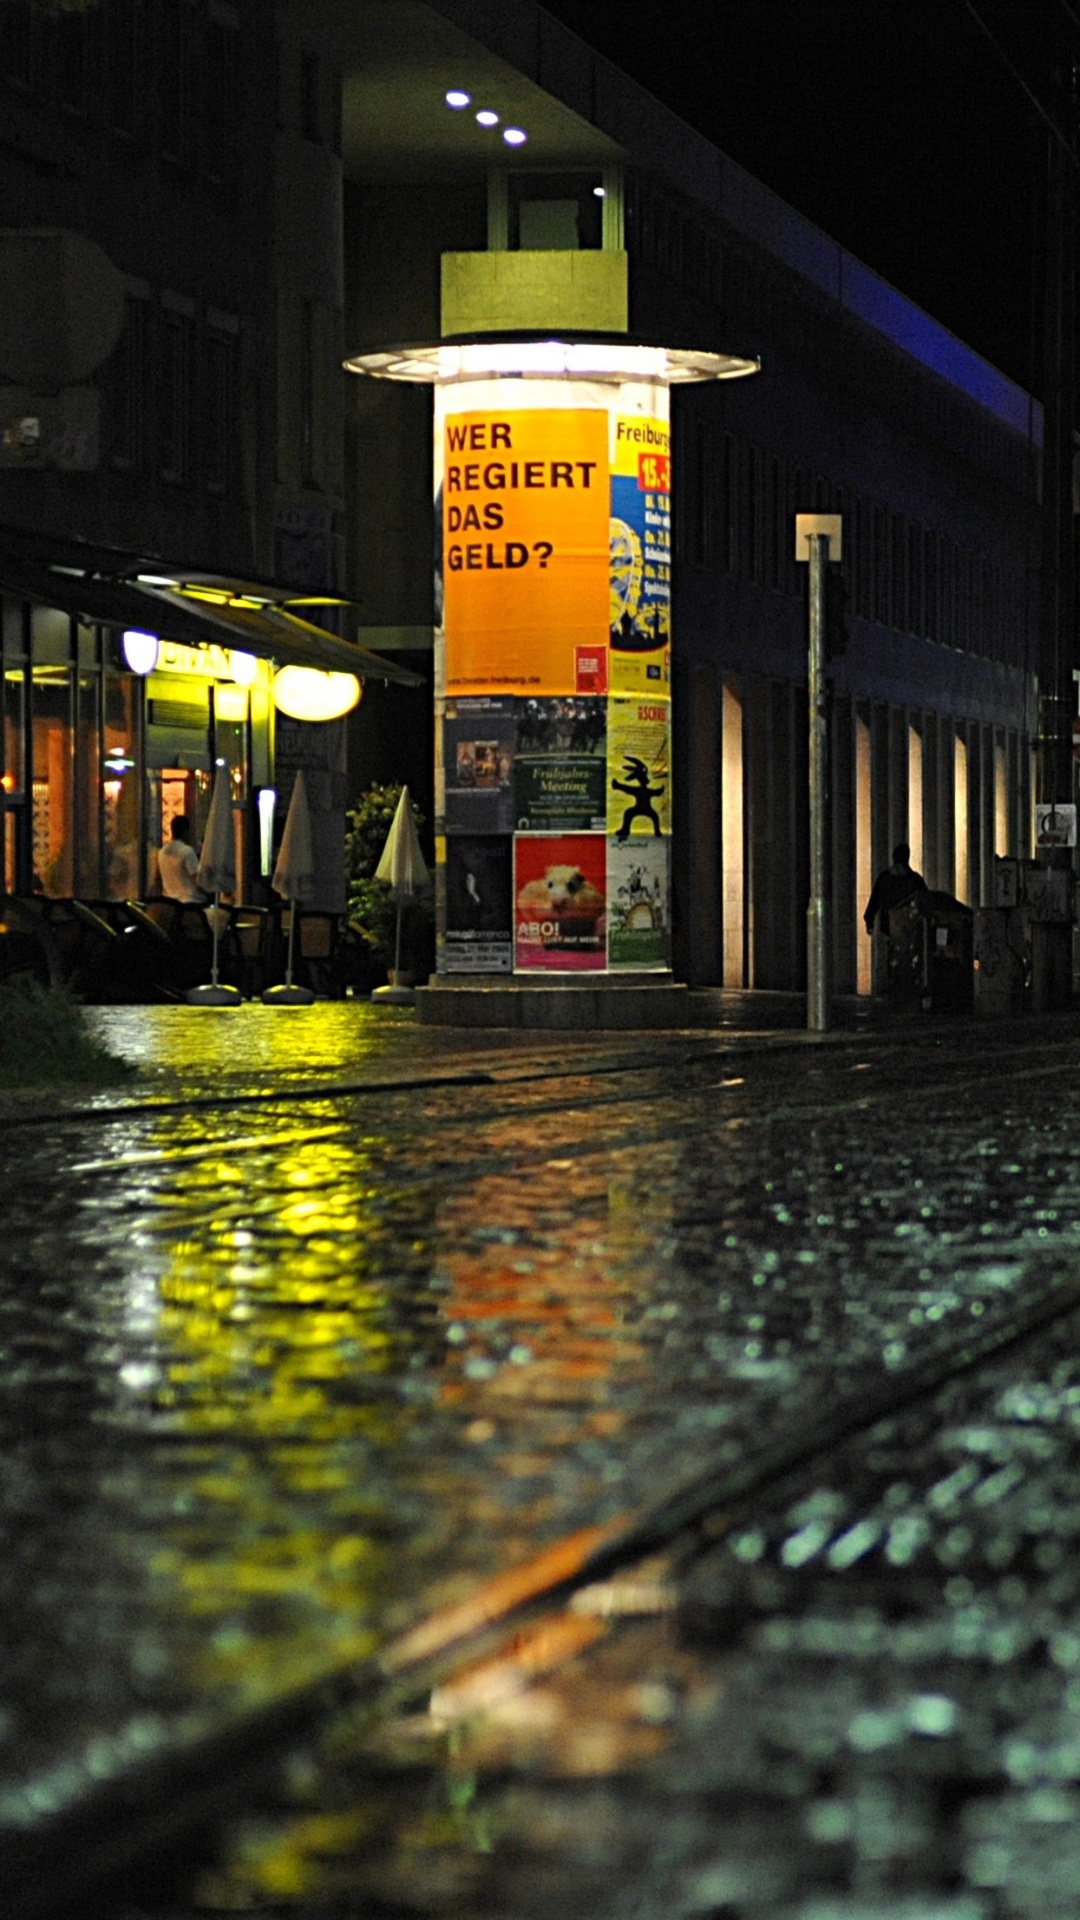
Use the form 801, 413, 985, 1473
796, 514, 843, 1033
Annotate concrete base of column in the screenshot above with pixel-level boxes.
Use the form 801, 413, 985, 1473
416, 975, 689, 1029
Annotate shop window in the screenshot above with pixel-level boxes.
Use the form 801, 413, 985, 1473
103, 672, 140, 900
722, 684, 744, 988
74, 670, 102, 898
994, 738, 1008, 858
32, 666, 73, 897
908, 724, 924, 875
954, 734, 970, 903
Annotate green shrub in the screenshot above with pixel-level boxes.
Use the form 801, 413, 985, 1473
0, 974, 137, 1087
344, 782, 431, 968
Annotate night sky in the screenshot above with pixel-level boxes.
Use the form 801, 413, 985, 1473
541, 0, 1076, 397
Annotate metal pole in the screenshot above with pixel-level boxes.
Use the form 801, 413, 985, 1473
807, 532, 830, 1032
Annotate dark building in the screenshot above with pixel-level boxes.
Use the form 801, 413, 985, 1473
0, 0, 1040, 998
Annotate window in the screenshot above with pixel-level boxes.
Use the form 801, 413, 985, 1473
510, 173, 603, 251
0, 1, 34, 92
300, 48, 320, 142
161, 0, 197, 166
159, 306, 193, 484
57, 6, 88, 115
205, 11, 239, 183
109, 294, 148, 471
204, 319, 238, 494
108, 0, 142, 138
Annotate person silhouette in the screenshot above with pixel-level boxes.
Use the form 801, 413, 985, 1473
612, 756, 665, 841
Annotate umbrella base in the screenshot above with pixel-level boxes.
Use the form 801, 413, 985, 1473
261, 984, 316, 1006
371, 984, 416, 1006
186, 983, 243, 1007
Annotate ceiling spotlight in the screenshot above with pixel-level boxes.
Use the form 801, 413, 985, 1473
593, 185, 606, 198
446, 90, 470, 109
503, 127, 527, 146
476, 109, 499, 126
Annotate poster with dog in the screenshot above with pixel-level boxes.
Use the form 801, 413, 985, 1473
514, 832, 607, 971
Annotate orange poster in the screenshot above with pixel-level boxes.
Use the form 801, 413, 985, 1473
442, 408, 609, 696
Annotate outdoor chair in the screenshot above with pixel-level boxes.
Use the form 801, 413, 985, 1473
226, 905, 273, 998
276, 908, 340, 996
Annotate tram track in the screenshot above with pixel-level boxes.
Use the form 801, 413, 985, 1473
0, 1016, 1075, 1136
34, 1032, 1080, 1183
11, 1253, 1080, 1920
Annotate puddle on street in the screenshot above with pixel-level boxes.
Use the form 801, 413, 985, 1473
0, 1076, 686, 1831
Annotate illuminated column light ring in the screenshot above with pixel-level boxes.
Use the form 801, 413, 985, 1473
271, 666, 361, 722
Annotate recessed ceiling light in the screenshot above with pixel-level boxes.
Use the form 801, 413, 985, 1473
503, 127, 527, 146
593, 186, 606, 197
446, 90, 470, 109
476, 109, 499, 127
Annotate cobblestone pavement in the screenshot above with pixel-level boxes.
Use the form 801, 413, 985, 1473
4, 1003, 1080, 1916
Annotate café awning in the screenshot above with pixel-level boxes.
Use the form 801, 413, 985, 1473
0, 559, 424, 687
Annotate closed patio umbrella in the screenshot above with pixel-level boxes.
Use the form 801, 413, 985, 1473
372, 785, 430, 1006
186, 765, 241, 1005
263, 770, 317, 1006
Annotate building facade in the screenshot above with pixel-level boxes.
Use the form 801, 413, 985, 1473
0, 0, 1042, 996
0, 0, 413, 929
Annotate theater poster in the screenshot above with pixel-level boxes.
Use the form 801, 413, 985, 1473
443, 697, 516, 835
514, 832, 607, 972
444, 836, 513, 973
514, 696, 607, 833
608, 839, 670, 970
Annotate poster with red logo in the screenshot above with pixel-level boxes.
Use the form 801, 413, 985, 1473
514, 832, 607, 972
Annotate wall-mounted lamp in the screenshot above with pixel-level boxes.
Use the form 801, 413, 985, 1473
121, 629, 160, 675
229, 649, 258, 687
271, 666, 361, 722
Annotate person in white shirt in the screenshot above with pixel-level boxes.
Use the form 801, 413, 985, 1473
157, 816, 207, 903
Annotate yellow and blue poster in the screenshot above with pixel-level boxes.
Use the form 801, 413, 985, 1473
610, 415, 671, 697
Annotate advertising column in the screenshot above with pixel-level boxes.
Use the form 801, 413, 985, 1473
435, 377, 673, 978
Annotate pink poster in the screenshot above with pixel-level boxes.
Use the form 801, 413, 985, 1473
514, 833, 607, 971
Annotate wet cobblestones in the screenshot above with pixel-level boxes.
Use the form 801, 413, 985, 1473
5, 1006, 1080, 1914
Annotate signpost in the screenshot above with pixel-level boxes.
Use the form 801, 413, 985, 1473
795, 513, 843, 1033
